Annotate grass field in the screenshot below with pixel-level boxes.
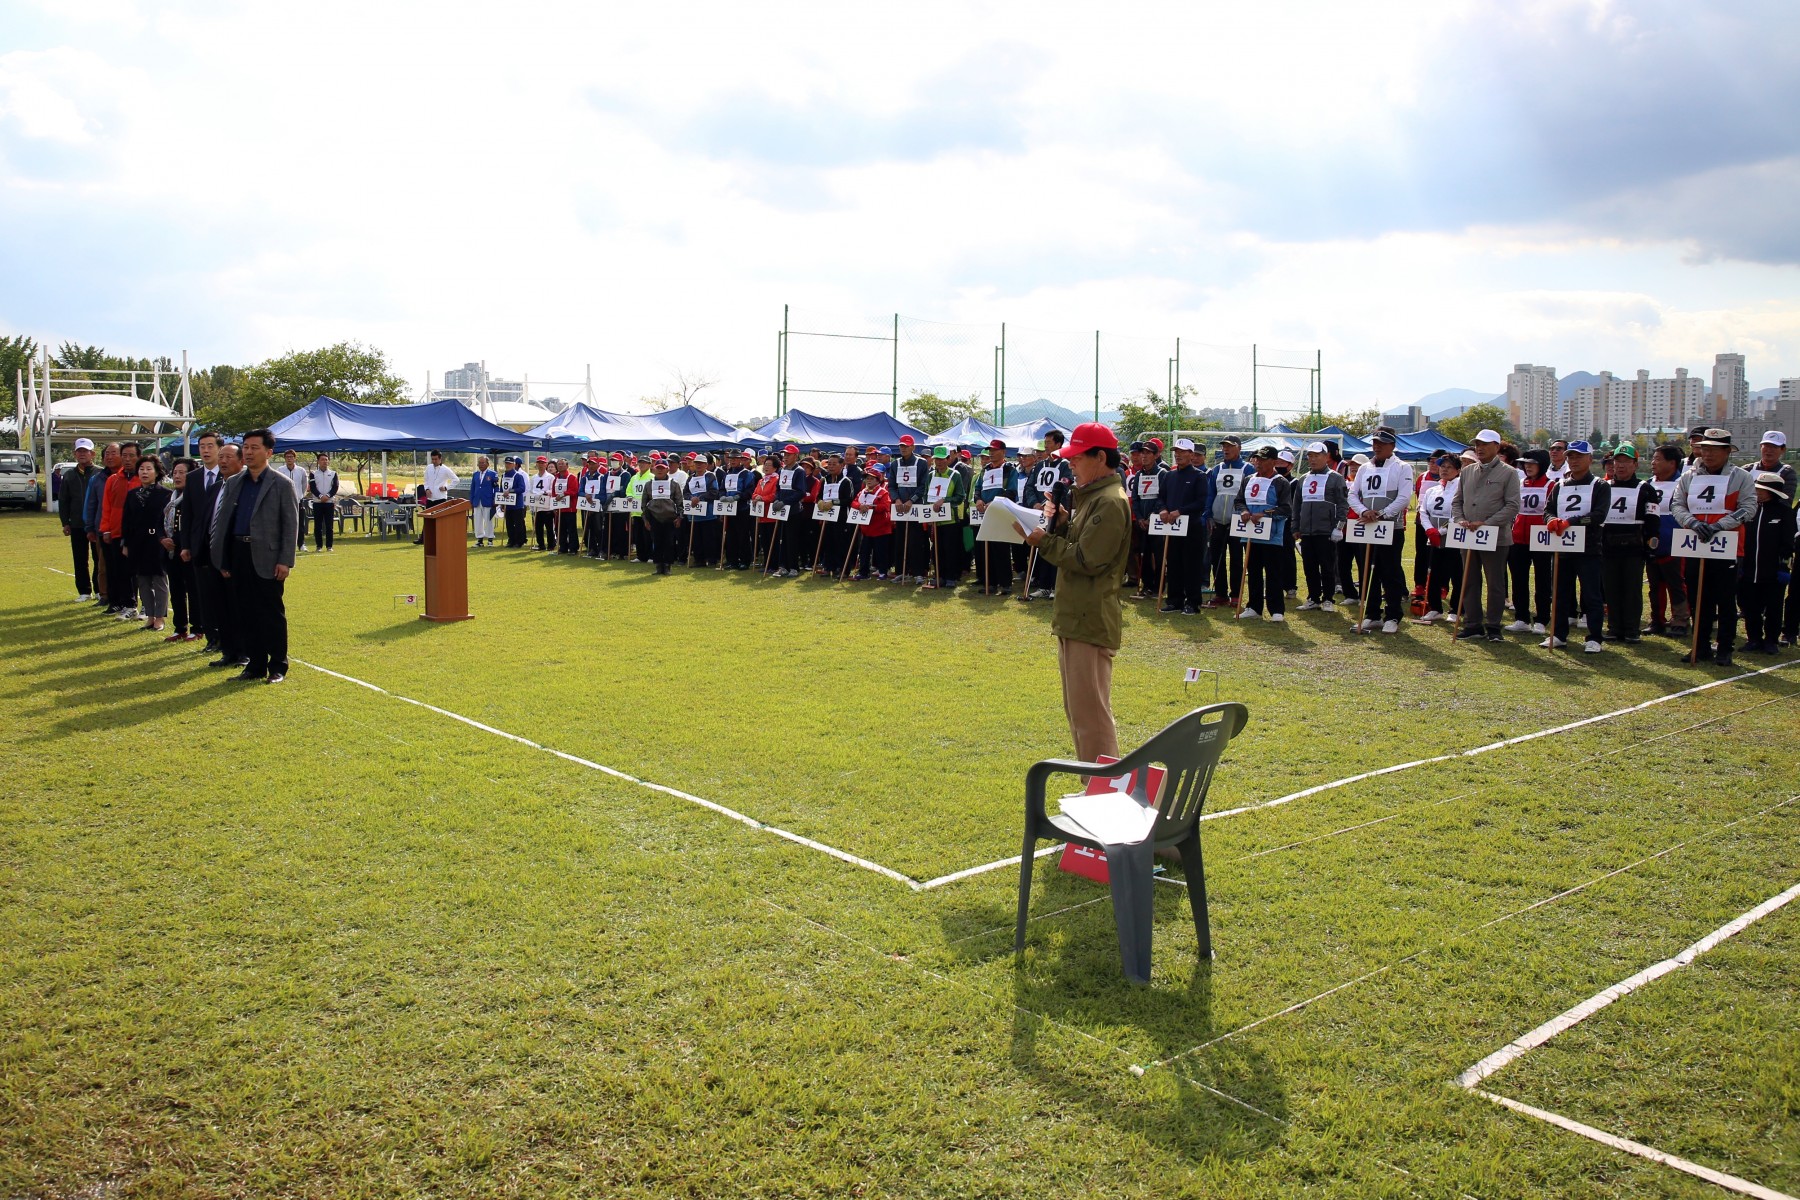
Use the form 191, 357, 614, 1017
4, 510, 1798, 1198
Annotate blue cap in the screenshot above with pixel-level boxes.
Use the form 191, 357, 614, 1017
874, 446, 889, 455
1566, 440, 1593, 455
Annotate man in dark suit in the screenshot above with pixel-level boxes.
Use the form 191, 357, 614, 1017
181, 433, 243, 665
209, 428, 298, 684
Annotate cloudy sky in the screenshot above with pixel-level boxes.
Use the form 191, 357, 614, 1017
2, 0, 1797, 421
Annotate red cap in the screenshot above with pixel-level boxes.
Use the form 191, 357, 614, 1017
988, 438, 1006, 451
1148, 437, 1164, 452
535, 456, 549, 463
782, 444, 798, 455
899, 435, 915, 446
864, 445, 878, 453
959, 449, 972, 460
683, 452, 697, 461
1058, 422, 1118, 459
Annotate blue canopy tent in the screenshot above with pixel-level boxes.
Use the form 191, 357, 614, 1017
1001, 417, 1070, 446
1396, 429, 1467, 461
270, 397, 538, 454
1314, 425, 1371, 456
523, 403, 756, 454
750, 409, 928, 450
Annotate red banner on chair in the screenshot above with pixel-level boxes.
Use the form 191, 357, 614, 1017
1056, 756, 1166, 885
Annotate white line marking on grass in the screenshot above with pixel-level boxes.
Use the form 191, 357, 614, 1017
295, 658, 925, 890
918, 844, 1062, 890
1457, 880, 1800, 1200
47, 567, 74, 576
1137, 793, 1800, 1073
1203, 660, 1800, 824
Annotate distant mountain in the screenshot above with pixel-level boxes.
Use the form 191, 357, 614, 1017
1558, 371, 1605, 402
1752, 386, 1778, 401
1416, 388, 1503, 417
1003, 398, 1121, 428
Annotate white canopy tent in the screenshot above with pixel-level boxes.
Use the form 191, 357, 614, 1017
17, 349, 194, 509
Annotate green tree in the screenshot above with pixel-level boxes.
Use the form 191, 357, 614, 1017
901, 390, 986, 436
0, 334, 39, 448
1434, 402, 1518, 446
200, 341, 408, 434
1113, 386, 1210, 448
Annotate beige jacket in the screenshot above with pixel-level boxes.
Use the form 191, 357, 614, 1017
1451, 455, 1521, 547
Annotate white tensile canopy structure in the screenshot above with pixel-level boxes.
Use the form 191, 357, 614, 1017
425, 361, 601, 431
16, 350, 195, 503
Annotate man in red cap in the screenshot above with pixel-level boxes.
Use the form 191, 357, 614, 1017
889, 434, 928, 582
1019, 423, 1131, 760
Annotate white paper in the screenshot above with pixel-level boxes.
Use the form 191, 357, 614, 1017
1230, 512, 1276, 541
1530, 525, 1587, 553
927, 476, 950, 503
1149, 513, 1189, 537
714, 499, 739, 516
1345, 519, 1395, 546
979, 496, 1040, 543
1058, 792, 1158, 846
1670, 527, 1737, 560
1446, 524, 1496, 550
846, 506, 873, 526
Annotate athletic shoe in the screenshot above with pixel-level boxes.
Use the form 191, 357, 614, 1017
1420, 609, 1442, 624
1583, 640, 1602, 653
1320, 601, 1336, 613
1381, 620, 1400, 634
74, 594, 92, 602
1298, 600, 1320, 611
1181, 605, 1197, 615
183, 634, 202, 642
233, 668, 266, 682
1677, 646, 1711, 662
1622, 635, 1641, 644
1159, 604, 1181, 613
265, 672, 285, 684
1539, 636, 1567, 649
1485, 627, 1504, 642
1353, 619, 1373, 633
1029, 588, 1052, 600
1268, 612, 1286, 623
1454, 626, 1484, 640
1237, 607, 1259, 619
1529, 622, 1546, 635
1714, 651, 1735, 667
1503, 620, 1531, 633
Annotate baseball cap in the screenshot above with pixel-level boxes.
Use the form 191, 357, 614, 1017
1304, 441, 1328, 454
1277, 448, 1296, 464
1760, 430, 1787, 447
988, 438, 1006, 452
1613, 443, 1638, 459
1148, 438, 1164, 452
782, 444, 798, 455
1220, 435, 1241, 447
1473, 428, 1501, 443
1351, 453, 1371, 466
932, 445, 950, 459
74, 437, 95, 451
867, 463, 886, 476
1174, 437, 1195, 451
899, 435, 915, 447
1371, 429, 1396, 445
1254, 446, 1280, 461
536, 456, 549, 463
1128, 441, 1151, 454
1059, 422, 1119, 459
1566, 440, 1593, 455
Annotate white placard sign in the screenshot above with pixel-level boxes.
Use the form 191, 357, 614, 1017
607, 497, 630, 513
1229, 513, 1276, 542
812, 503, 838, 522
890, 503, 916, 523
1345, 519, 1395, 546
749, 499, 767, 518
683, 500, 709, 517
1669, 527, 1738, 560
1149, 513, 1190, 537
1530, 525, 1587, 553
846, 506, 873, 526
1446, 524, 1497, 551
768, 502, 792, 522
577, 496, 604, 513
967, 505, 984, 526
915, 502, 947, 524
714, 499, 739, 517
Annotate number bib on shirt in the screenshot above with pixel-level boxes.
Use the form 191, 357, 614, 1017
1215, 467, 1246, 496
1603, 485, 1640, 524
1685, 475, 1729, 515
982, 467, 1004, 491
1556, 482, 1594, 521
1136, 473, 1159, 500
650, 480, 671, 499
1035, 466, 1059, 492
1519, 486, 1547, 515
927, 476, 950, 503
778, 469, 795, 490
1300, 473, 1331, 503
1242, 476, 1272, 507
897, 464, 918, 488
1650, 480, 1675, 515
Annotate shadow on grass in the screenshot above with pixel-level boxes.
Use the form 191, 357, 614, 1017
354, 619, 445, 643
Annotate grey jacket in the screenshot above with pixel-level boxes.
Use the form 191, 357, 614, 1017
209, 465, 299, 579
1291, 469, 1349, 536
1450, 455, 1522, 547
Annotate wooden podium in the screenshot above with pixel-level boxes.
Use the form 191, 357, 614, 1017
419, 499, 473, 622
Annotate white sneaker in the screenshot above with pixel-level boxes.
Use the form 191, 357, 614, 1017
74, 594, 92, 602
1539, 636, 1567, 649
1320, 601, 1336, 612
1503, 620, 1531, 633
1353, 618, 1373, 633
1421, 609, 1442, 624
1574, 616, 1588, 629
1238, 607, 1260, 620
1269, 612, 1286, 623
1529, 622, 1546, 635
1298, 600, 1319, 611
1583, 640, 1603, 653
1381, 619, 1400, 634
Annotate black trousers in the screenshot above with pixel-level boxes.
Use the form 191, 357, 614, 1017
196, 561, 236, 655
974, 531, 1012, 591
312, 501, 335, 549
1425, 544, 1462, 614
1164, 532, 1206, 609
505, 507, 527, 547
103, 539, 132, 607
1739, 574, 1783, 646
1336, 539, 1361, 598
558, 510, 578, 553
1647, 556, 1689, 630
1552, 555, 1606, 643
68, 528, 99, 595
1245, 542, 1285, 615
819, 519, 851, 575
1279, 529, 1298, 593
633, 516, 653, 562
1363, 530, 1408, 622
168, 556, 195, 636
724, 515, 752, 567
1601, 553, 1647, 639
1508, 542, 1552, 625
534, 510, 555, 550
692, 519, 721, 566
1411, 525, 1433, 592
1686, 559, 1738, 653
1784, 569, 1800, 641
226, 540, 287, 675
1299, 534, 1336, 604
1208, 522, 1243, 601
858, 533, 892, 577
583, 513, 606, 556
1133, 524, 1162, 591
896, 519, 929, 578
648, 517, 677, 566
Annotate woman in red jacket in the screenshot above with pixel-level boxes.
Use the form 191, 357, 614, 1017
1504, 448, 1555, 634
850, 463, 895, 579
752, 457, 780, 570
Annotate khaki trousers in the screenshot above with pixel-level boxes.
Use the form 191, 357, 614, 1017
1058, 637, 1119, 762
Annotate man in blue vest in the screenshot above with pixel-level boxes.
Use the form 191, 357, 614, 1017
468, 455, 499, 547
499, 456, 528, 548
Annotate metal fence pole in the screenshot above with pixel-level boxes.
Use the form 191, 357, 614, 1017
1094, 330, 1100, 423
891, 313, 898, 417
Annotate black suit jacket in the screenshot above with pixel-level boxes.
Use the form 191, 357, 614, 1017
182, 467, 225, 565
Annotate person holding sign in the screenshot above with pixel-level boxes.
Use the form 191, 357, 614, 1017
1671, 428, 1756, 664
888, 435, 929, 583
1017, 423, 1131, 761
1026, 432, 1073, 599
849, 462, 895, 579
1450, 429, 1520, 641
1204, 436, 1249, 606
640, 456, 683, 575
1416, 454, 1462, 623
685, 454, 721, 567
1596, 444, 1658, 643
926, 447, 967, 588
1234, 446, 1293, 621
1541, 440, 1610, 652
721, 449, 757, 569
771, 444, 809, 577
1643, 445, 1689, 637
1158, 438, 1213, 614
1349, 429, 1414, 634
814, 454, 853, 577
579, 455, 610, 559
1739, 472, 1795, 654
973, 439, 1018, 595
1504, 449, 1554, 634
499, 456, 528, 549
529, 457, 555, 551
1292, 441, 1348, 612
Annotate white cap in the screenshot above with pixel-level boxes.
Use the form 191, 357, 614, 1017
1474, 428, 1502, 443
73, 437, 95, 451
1304, 440, 1328, 454
1173, 437, 1195, 451
1277, 448, 1296, 463
1760, 430, 1786, 447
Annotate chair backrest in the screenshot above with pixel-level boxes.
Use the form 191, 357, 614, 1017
1126, 703, 1250, 842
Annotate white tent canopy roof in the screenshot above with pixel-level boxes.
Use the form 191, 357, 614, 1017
480, 400, 557, 430
46, 392, 185, 431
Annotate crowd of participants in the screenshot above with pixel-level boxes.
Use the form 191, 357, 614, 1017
50, 421, 1800, 669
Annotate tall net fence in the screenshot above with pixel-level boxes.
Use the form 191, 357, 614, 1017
776, 308, 1320, 429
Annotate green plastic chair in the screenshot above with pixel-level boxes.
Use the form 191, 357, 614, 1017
1015, 703, 1250, 982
